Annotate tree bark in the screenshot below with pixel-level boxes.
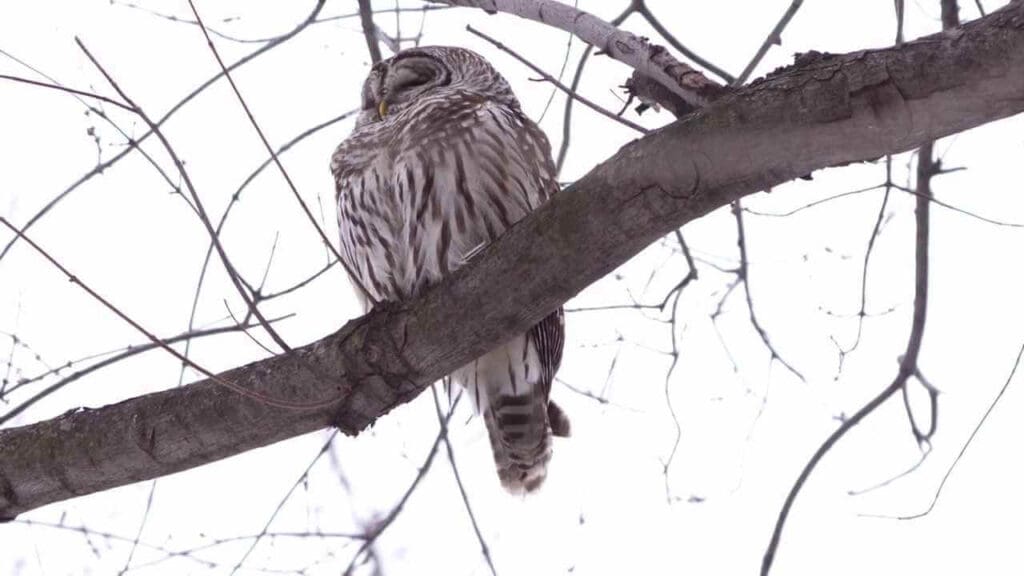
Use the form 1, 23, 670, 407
2, 1, 1023, 519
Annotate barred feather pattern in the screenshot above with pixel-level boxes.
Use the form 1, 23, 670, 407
332, 46, 569, 493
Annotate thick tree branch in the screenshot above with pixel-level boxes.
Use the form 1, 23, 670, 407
2, 3, 1023, 519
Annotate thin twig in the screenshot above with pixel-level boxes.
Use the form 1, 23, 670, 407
745, 178, 1024, 228
832, 159, 896, 372
432, 0, 724, 108
186, 0, 378, 306
0, 318, 288, 425
75, 37, 294, 354
0, 216, 333, 411
895, 0, 906, 44
357, 0, 383, 64
732, 201, 805, 382
466, 26, 648, 134
897, 339, 1023, 519
431, 386, 498, 576
0, 73, 133, 110
0, 47, 193, 213
734, 0, 804, 85
761, 93, 938, 576
537, 0, 576, 124
0, 0, 328, 263
847, 450, 929, 496
761, 377, 904, 575
228, 431, 339, 575
343, 396, 461, 575
635, 2, 735, 84
180, 109, 355, 384
555, 4, 635, 173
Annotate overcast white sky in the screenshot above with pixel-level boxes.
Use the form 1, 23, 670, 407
2, 1, 1023, 575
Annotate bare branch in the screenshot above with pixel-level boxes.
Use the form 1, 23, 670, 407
735, 0, 805, 85
185, 1, 378, 307
466, 25, 648, 133
0, 73, 132, 110
634, 2, 735, 83
0, 0, 328, 263
229, 432, 338, 574
895, 0, 906, 45
342, 396, 460, 575
898, 339, 1023, 519
74, 39, 296, 355
430, 0, 726, 108
0, 318, 289, 426
761, 2, 966, 570
765, 139, 933, 565
555, 4, 634, 173
357, 0, 383, 64
732, 201, 805, 381
0, 216, 321, 411
432, 387, 497, 576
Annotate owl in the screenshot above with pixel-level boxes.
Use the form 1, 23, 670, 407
331, 46, 570, 493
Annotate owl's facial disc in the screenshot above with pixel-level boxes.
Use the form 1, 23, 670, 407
377, 54, 449, 118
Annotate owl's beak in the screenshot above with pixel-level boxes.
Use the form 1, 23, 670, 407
378, 100, 389, 119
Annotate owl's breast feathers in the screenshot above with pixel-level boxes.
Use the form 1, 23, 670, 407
333, 93, 557, 304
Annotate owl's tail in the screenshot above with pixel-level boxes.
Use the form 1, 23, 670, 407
484, 393, 571, 494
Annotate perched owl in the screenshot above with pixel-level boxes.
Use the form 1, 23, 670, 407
331, 46, 570, 493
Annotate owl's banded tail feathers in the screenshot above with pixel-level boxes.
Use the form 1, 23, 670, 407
453, 309, 568, 493
484, 394, 571, 494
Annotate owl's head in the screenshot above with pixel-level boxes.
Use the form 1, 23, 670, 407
354, 46, 519, 129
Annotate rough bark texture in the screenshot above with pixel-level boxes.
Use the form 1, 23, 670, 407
2, 2, 1024, 519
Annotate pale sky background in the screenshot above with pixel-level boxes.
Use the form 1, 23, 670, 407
1, 1, 1023, 575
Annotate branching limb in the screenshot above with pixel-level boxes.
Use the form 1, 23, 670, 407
229, 432, 339, 575
185, 1, 378, 308
342, 395, 460, 576
555, 4, 634, 173
431, 386, 497, 576
466, 25, 648, 133
75, 39, 294, 354
633, 1, 734, 83
0, 0, 328, 263
732, 201, 805, 382
430, 0, 726, 109
896, 339, 1023, 520
0, 73, 132, 110
0, 317, 289, 426
735, 0, 806, 85
761, 1, 968, 563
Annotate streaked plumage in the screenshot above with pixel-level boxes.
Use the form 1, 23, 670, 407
332, 46, 569, 493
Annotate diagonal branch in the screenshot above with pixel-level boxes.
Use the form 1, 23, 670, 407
466, 25, 648, 133
357, 0, 384, 64
0, 0, 328, 263
735, 0, 805, 85
2, 3, 1024, 519
429, 0, 726, 108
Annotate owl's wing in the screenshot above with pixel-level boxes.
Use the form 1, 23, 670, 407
332, 138, 390, 312
529, 307, 564, 395
529, 307, 570, 438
